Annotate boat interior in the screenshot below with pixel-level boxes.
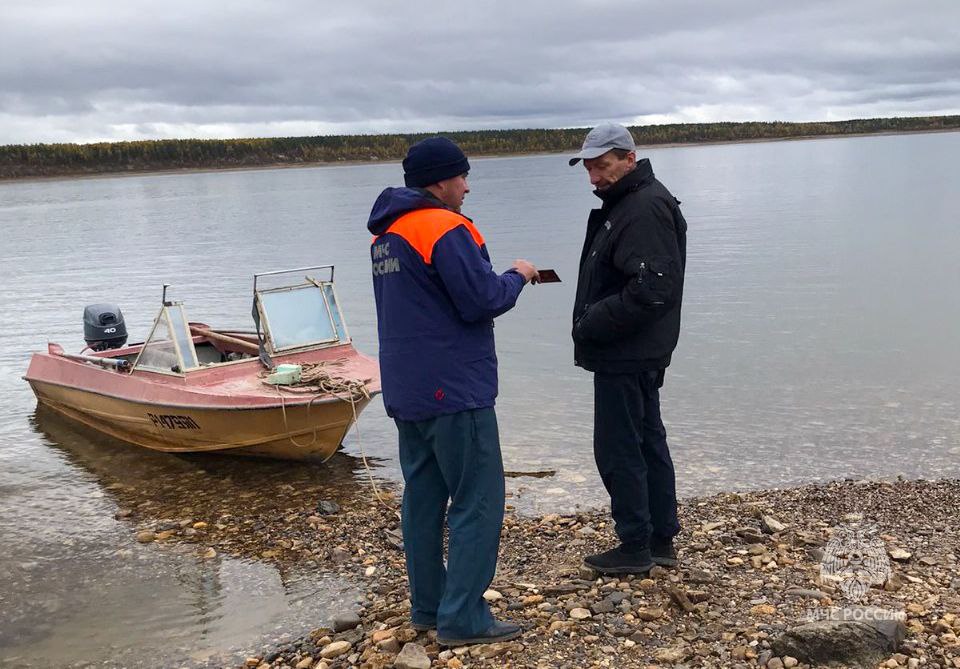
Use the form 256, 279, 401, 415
90, 269, 352, 376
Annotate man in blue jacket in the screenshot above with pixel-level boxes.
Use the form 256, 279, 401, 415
368, 136, 537, 645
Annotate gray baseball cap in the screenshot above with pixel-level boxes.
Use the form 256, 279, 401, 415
568, 123, 637, 166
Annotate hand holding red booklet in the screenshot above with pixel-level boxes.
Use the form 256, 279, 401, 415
536, 269, 561, 283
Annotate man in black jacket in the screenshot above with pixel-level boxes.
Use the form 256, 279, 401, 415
570, 123, 688, 574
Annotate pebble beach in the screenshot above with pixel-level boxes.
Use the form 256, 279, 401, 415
97, 475, 960, 669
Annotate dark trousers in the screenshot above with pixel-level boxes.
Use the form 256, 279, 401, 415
395, 407, 504, 638
594, 371, 680, 547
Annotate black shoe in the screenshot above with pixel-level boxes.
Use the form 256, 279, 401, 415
410, 621, 435, 631
437, 620, 522, 646
651, 538, 678, 567
583, 545, 655, 575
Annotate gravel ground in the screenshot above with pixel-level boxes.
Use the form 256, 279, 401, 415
117, 477, 960, 669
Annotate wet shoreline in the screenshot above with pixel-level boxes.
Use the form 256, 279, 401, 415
58, 474, 960, 669
5, 410, 960, 667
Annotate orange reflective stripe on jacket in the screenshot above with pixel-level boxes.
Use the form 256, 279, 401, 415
371, 208, 485, 264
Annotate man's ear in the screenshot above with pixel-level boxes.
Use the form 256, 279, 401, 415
626, 151, 637, 168
424, 182, 442, 199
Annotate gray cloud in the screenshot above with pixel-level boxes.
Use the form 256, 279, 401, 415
1, 0, 958, 143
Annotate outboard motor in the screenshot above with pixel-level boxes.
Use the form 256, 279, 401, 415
83, 304, 128, 351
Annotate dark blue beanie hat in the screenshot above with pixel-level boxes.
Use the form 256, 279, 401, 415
403, 137, 470, 188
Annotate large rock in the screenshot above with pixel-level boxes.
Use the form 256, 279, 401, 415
542, 583, 587, 596
654, 646, 689, 663
377, 637, 401, 654
762, 514, 789, 533
483, 589, 503, 602
331, 611, 360, 632
888, 547, 912, 562
637, 607, 664, 621
845, 606, 907, 646
771, 607, 905, 668
394, 642, 431, 669
784, 587, 830, 600
591, 599, 615, 614
319, 640, 351, 659
317, 500, 340, 515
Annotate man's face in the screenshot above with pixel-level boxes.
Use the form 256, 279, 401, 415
429, 173, 470, 212
582, 151, 636, 191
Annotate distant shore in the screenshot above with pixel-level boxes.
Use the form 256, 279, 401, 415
3, 127, 959, 186
2, 116, 958, 183
635, 125, 960, 150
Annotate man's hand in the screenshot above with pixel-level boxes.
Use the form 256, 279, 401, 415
512, 259, 540, 284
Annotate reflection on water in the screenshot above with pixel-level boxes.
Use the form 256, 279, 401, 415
30, 405, 387, 519
2, 551, 357, 669
0, 409, 372, 668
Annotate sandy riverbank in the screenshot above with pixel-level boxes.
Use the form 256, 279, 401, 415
109, 476, 960, 669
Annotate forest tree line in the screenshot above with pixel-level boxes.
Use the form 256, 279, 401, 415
2, 115, 959, 179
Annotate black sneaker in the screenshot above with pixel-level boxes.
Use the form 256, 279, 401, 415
651, 538, 678, 567
437, 620, 522, 646
583, 546, 655, 575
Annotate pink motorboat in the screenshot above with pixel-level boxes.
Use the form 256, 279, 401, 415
24, 266, 381, 461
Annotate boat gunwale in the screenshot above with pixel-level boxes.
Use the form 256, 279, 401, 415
25, 339, 379, 393
24, 374, 380, 411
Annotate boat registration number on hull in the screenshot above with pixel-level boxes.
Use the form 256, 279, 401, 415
147, 413, 201, 430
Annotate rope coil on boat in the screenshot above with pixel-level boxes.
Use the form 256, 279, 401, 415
262, 361, 394, 512
259, 360, 371, 401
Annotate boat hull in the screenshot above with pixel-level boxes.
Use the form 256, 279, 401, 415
28, 379, 370, 461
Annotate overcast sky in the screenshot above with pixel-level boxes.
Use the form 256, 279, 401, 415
2, 0, 959, 145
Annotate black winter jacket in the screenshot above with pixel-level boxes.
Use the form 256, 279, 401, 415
572, 159, 687, 373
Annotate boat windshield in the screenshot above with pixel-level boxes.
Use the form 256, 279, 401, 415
256, 279, 349, 353
132, 304, 200, 374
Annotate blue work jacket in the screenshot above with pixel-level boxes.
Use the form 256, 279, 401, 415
368, 187, 525, 421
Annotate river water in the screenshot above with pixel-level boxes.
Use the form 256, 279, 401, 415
2, 132, 959, 666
